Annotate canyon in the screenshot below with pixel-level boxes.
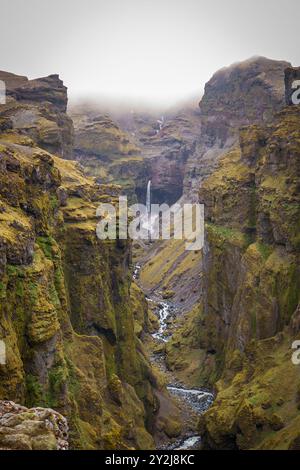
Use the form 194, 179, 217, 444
0, 56, 299, 450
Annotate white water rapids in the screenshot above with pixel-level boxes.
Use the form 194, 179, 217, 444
151, 302, 171, 342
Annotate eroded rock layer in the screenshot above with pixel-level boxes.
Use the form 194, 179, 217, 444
0, 71, 73, 159
0, 72, 170, 450
197, 105, 300, 449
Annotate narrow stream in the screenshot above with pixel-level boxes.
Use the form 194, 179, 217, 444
167, 386, 214, 414
151, 301, 171, 342
145, 288, 214, 450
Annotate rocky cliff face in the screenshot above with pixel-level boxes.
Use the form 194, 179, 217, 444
69, 103, 202, 206
183, 56, 291, 198
116, 107, 201, 205
139, 60, 300, 450
0, 71, 73, 159
139, 57, 295, 391
197, 104, 300, 449
70, 108, 145, 202
0, 72, 171, 450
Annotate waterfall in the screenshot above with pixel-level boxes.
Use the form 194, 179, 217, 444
146, 180, 151, 215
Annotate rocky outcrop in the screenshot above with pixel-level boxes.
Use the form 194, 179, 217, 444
197, 104, 300, 449
0, 71, 73, 158
0, 400, 68, 450
70, 108, 145, 202
183, 56, 291, 198
0, 72, 170, 450
200, 56, 288, 124
70, 104, 201, 205
119, 108, 201, 205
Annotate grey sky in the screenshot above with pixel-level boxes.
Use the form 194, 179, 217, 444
0, 0, 299, 106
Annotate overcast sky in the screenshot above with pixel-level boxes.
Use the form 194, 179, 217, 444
0, 0, 299, 106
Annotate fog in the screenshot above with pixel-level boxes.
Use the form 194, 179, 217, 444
0, 0, 299, 107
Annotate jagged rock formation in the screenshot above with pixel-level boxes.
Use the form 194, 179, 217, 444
70, 108, 145, 202
197, 104, 300, 449
0, 71, 73, 158
0, 71, 177, 450
183, 56, 291, 198
70, 103, 201, 205
0, 400, 68, 450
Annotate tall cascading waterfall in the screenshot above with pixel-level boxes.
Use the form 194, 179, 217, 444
146, 180, 151, 215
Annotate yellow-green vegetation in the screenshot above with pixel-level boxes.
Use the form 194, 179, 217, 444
71, 113, 146, 202
206, 223, 250, 249
197, 106, 300, 449
0, 137, 161, 450
130, 283, 158, 336
200, 335, 300, 450
166, 304, 210, 387
74, 117, 139, 157
202, 148, 249, 188
140, 238, 201, 308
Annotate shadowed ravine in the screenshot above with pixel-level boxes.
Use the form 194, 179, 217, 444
142, 280, 214, 450
134, 176, 214, 449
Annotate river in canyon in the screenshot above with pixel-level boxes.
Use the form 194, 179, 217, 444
135, 267, 214, 450
133, 179, 213, 450
152, 299, 214, 450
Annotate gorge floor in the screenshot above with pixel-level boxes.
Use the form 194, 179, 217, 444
135, 266, 214, 450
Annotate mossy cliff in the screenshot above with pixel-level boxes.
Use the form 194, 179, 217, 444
0, 401, 68, 450
0, 72, 169, 450
70, 103, 201, 206
0, 71, 74, 159
0, 140, 160, 448
70, 109, 145, 202
197, 105, 300, 449
184, 56, 291, 198
139, 57, 292, 390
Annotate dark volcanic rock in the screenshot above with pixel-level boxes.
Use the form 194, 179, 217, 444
2, 72, 68, 112
199, 56, 289, 124
184, 57, 291, 198
0, 71, 73, 158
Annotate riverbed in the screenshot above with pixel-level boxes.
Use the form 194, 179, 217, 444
146, 291, 214, 450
